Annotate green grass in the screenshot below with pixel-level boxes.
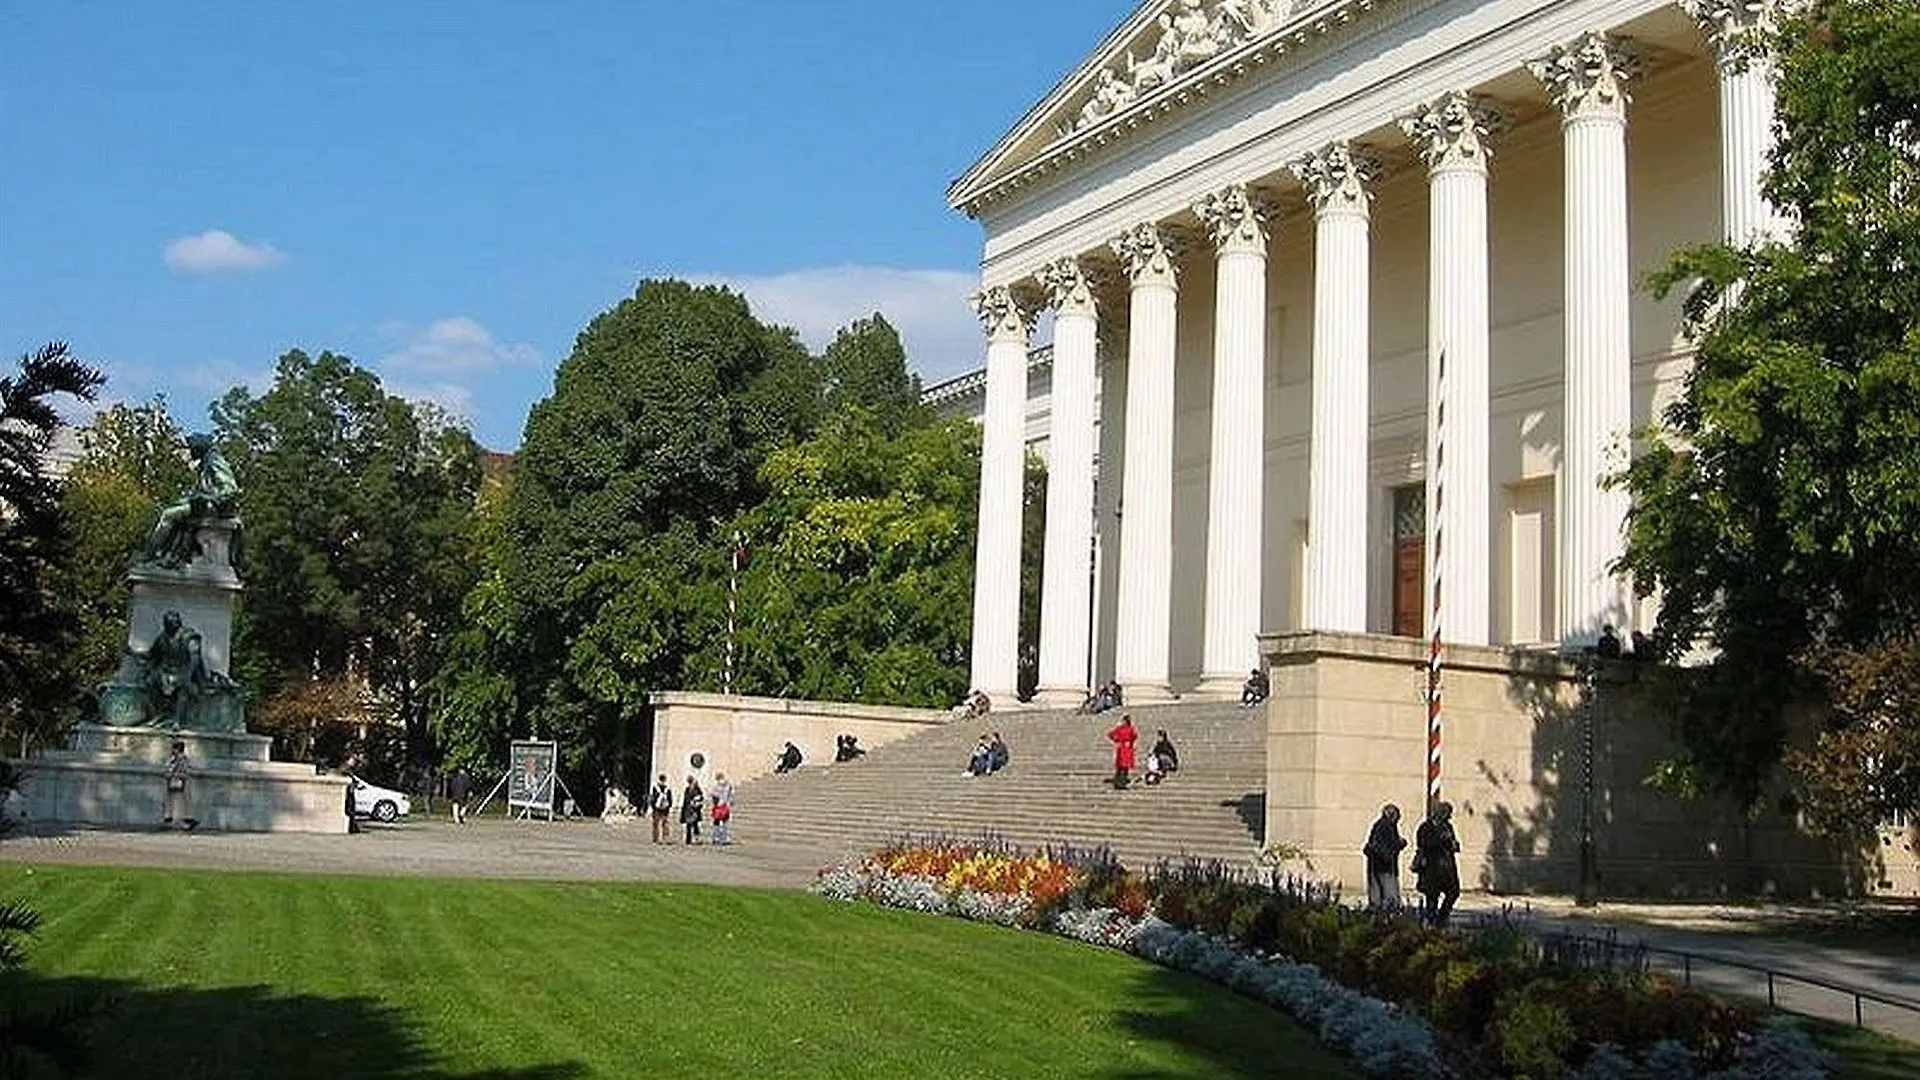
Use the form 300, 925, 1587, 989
1801, 1018, 1920, 1080
1, 865, 1362, 1080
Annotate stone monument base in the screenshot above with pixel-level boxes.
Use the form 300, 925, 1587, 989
13, 725, 349, 834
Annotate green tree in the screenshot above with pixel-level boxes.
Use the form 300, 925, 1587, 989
57, 399, 193, 681
819, 314, 927, 433
0, 343, 103, 753
500, 280, 820, 788
717, 411, 981, 706
1619, 0, 1920, 806
212, 350, 482, 773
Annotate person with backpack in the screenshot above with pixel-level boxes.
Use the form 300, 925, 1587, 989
647, 773, 673, 844
709, 772, 734, 846
679, 776, 705, 845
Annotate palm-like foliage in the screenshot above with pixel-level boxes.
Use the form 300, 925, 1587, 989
0, 342, 103, 752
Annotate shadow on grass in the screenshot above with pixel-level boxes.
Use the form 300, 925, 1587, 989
1101, 965, 1359, 1080
10, 973, 586, 1080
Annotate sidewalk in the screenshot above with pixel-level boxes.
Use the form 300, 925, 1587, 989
1458, 895, 1920, 1044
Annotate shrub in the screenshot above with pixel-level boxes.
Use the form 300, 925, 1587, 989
1493, 983, 1579, 1079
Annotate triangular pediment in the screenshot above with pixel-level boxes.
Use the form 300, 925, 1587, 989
948, 0, 1348, 216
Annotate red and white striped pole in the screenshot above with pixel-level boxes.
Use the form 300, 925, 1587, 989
1426, 350, 1446, 812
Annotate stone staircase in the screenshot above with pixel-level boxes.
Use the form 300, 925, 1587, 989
724, 701, 1270, 871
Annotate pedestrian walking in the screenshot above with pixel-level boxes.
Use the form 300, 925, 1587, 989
710, 773, 734, 846
1413, 801, 1462, 927
679, 776, 705, 845
647, 773, 674, 844
1106, 714, 1138, 789
1363, 804, 1407, 911
446, 766, 473, 824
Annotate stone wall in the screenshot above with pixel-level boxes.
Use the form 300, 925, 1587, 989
649, 692, 948, 787
1259, 631, 1878, 899
16, 725, 348, 834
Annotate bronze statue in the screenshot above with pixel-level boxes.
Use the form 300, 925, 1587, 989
140, 610, 230, 730
143, 433, 240, 567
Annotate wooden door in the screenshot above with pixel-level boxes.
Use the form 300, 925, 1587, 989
1392, 485, 1425, 638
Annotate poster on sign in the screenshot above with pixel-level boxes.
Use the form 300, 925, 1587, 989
507, 740, 558, 816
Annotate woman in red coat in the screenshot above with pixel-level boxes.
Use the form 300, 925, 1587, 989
1107, 714, 1138, 789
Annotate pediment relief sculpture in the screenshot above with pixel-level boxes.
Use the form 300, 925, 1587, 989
1065, 0, 1295, 135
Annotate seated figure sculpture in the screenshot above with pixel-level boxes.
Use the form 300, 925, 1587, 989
138, 610, 233, 730
144, 433, 241, 568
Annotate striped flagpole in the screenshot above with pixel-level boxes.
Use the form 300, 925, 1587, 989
1427, 349, 1446, 812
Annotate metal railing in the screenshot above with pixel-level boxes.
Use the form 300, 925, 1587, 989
1461, 916, 1920, 1031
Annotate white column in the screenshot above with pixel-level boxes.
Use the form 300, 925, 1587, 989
1531, 33, 1637, 643
1680, 0, 1789, 244
968, 285, 1034, 701
1035, 258, 1101, 705
1193, 185, 1271, 694
1109, 223, 1180, 701
1291, 142, 1377, 633
1401, 93, 1499, 646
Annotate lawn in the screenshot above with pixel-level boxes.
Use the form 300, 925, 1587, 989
1, 865, 1363, 1080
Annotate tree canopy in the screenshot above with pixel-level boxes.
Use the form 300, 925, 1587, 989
1619, 0, 1920, 812
0, 343, 102, 751
212, 350, 483, 774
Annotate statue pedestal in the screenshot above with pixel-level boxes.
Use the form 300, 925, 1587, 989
125, 518, 242, 680
15, 725, 349, 834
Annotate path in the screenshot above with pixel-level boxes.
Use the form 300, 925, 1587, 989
1459, 896, 1920, 1044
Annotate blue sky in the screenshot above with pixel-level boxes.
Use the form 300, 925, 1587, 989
1, 2, 1121, 449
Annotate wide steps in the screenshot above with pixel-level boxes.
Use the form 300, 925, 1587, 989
724, 701, 1270, 870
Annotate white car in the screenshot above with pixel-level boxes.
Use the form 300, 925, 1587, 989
348, 776, 411, 823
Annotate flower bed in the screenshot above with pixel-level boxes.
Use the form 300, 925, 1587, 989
812, 839, 1831, 1080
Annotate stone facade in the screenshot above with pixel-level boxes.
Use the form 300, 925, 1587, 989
1260, 632, 1874, 898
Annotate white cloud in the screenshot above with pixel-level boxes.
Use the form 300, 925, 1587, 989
381, 316, 542, 374
163, 230, 287, 274
691, 265, 987, 383
385, 380, 477, 425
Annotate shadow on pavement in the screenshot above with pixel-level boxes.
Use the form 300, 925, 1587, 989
7, 973, 586, 1080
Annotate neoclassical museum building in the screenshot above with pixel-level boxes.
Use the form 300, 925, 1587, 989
938, 0, 1784, 709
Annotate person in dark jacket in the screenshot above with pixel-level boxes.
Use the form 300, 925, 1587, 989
1363, 804, 1407, 911
679, 776, 705, 845
774, 742, 804, 774
1413, 801, 1462, 926
446, 767, 473, 825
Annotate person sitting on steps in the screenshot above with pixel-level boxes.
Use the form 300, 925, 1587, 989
987, 732, 1009, 774
1146, 729, 1179, 785
774, 741, 804, 774
833, 734, 866, 762
964, 734, 992, 777
1240, 668, 1269, 708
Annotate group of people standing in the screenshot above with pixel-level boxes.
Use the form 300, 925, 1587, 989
646, 773, 734, 846
1363, 800, 1462, 926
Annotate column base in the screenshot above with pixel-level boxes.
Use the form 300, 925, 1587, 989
1187, 674, 1249, 701
1116, 682, 1179, 705
1033, 687, 1091, 709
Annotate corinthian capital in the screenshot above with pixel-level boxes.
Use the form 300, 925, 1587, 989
1528, 32, 1639, 121
1398, 91, 1503, 174
972, 285, 1036, 343
1109, 223, 1181, 288
1679, 0, 1777, 74
1289, 142, 1379, 216
1192, 184, 1272, 257
1039, 257, 1101, 319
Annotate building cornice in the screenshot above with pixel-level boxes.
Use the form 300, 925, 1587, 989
948, 0, 1407, 218
921, 345, 1055, 408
